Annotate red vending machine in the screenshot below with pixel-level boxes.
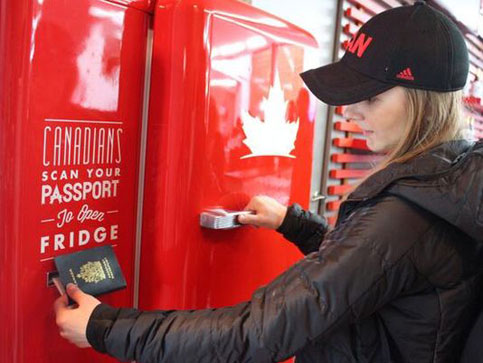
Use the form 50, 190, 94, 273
139, 0, 318, 313
0, 0, 153, 361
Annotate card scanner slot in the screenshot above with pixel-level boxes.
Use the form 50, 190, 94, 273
46, 271, 59, 287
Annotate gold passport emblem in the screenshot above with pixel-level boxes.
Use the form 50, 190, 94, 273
77, 261, 106, 283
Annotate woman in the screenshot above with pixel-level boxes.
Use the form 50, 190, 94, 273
54, 2, 483, 362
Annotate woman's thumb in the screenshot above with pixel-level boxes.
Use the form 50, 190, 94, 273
238, 213, 258, 225
66, 283, 84, 303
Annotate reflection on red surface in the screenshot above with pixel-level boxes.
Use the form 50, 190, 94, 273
106, 0, 156, 13
70, 12, 123, 111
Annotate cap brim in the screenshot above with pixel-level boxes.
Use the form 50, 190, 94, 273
300, 61, 395, 106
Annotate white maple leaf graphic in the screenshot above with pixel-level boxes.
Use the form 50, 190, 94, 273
240, 74, 299, 159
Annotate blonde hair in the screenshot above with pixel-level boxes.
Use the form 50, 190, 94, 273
341, 88, 469, 201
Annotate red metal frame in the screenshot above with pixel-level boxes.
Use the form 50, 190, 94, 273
334, 121, 363, 133
333, 137, 369, 150
331, 152, 382, 163
346, 0, 387, 15
327, 184, 356, 195
329, 169, 370, 179
344, 7, 371, 24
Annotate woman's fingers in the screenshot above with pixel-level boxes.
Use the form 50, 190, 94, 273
238, 213, 259, 225
239, 195, 287, 229
53, 285, 102, 348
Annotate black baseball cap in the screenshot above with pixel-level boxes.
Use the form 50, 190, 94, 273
301, 0, 469, 106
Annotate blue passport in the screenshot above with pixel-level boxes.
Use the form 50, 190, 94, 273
54, 245, 127, 301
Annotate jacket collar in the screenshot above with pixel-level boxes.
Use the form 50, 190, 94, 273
347, 139, 477, 201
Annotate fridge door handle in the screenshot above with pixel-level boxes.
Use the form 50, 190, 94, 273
200, 209, 254, 229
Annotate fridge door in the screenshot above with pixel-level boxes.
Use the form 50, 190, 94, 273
140, 0, 318, 314
0, 0, 150, 361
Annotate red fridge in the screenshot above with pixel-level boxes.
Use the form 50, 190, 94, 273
0, 0, 152, 361
139, 0, 318, 314
0, 0, 318, 361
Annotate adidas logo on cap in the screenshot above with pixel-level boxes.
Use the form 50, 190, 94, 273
396, 68, 415, 81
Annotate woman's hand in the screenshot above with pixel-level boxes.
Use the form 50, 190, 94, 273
237, 195, 287, 230
54, 283, 101, 348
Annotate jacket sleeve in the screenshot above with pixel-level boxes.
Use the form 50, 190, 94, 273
86, 195, 434, 363
275, 203, 329, 255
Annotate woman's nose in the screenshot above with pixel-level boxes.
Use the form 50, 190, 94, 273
343, 104, 363, 120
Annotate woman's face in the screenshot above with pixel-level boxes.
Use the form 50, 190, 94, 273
343, 86, 408, 153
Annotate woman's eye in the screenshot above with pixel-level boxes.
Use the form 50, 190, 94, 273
366, 97, 376, 103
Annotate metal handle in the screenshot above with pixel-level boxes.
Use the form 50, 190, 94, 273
200, 208, 254, 229
311, 191, 327, 202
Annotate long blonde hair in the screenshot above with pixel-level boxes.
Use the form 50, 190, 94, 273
342, 88, 469, 200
